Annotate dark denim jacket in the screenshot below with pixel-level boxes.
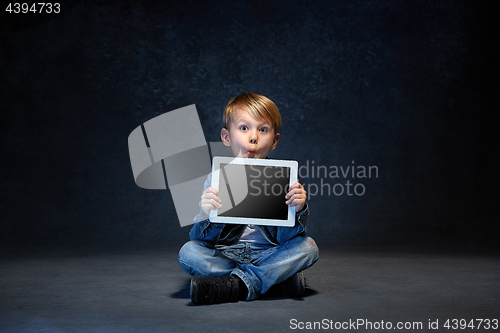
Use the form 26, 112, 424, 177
188, 173, 310, 246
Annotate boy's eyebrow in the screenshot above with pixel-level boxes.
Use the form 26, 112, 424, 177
233, 116, 271, 126
233, 117, 246, 124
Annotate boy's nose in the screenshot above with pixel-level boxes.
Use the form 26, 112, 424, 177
249, 131, 258, 144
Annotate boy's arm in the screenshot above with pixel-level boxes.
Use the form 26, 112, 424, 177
276, 182, 309, 243
286, 181, 308, 225
188, 173, 225, 244
192, 174, 212, 223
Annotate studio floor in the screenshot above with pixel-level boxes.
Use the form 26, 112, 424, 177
1, 245, 499, 333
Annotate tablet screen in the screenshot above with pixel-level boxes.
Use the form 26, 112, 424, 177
218, 164, 290, 220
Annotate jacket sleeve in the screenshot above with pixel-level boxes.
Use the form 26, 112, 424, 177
188, 219, 225, 244
276, 203, 310, 244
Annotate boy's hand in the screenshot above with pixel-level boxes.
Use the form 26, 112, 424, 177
285, 181, 307, 213
201, 187, 222, 216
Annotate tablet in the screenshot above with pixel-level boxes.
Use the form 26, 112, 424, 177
210, 157, 298, 226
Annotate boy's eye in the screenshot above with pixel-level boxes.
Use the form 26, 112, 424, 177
240, 125, 248, 131
259, 128, 268, 133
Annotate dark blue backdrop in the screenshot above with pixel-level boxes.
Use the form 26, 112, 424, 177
1, 0, 497, 251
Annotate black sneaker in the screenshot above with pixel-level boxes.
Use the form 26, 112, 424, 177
276, 271, 306, 298
190, 275, 240, 305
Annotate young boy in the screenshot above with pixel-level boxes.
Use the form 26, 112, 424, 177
178, 92, 319, 305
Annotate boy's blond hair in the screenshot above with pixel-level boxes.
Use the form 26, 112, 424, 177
222, 92, 282, 134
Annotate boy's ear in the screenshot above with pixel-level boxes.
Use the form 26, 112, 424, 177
271, 132, 280, 150
221, 128, 231, 146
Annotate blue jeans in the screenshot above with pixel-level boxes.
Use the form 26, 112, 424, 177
178, 236, 319, 300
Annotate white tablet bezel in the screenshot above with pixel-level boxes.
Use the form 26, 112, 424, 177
210, 157, 298, 226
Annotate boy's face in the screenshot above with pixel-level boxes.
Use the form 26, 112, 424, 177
221, 107, 280, 159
